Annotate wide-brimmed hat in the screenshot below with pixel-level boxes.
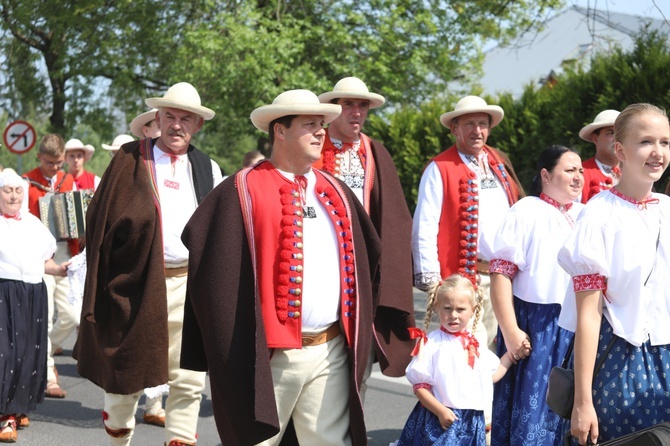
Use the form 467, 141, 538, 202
145, 82, 215, 121
579, 109, 620, 141
64, 138, 95, 161
440, 95, 504, 129
130, 109, 158, 138
250, 89, 342, 133
318, 77, 385, 109
102, 134, 134, 151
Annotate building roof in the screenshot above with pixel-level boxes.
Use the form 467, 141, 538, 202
479, 6, 668, 97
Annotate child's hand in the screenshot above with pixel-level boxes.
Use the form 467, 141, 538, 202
437, 406, 458, 430
521, 337, 532, 356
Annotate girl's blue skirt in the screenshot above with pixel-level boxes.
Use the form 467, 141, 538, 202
397, 402, 486, 446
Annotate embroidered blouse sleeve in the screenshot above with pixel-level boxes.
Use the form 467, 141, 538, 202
411, 161, 444, 289
557, 208, 611, 289
487, 201, 530, 278
405, 337, 437, 389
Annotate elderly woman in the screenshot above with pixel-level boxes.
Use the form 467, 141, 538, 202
0, 170, 68, 443
485, 145, 585, 445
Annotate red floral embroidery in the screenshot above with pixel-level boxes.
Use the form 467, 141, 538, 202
489, 259, 518, 279
413, 383, 432, 393
321, 140, 366, 177
573, 274, 606, 292
610, 188, 659, 210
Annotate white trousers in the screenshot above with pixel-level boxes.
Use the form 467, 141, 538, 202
43, 274, 73, 382
103, 275, 206, 445
258, 334, 352, 446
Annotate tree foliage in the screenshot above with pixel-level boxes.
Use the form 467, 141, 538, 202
0, 0, 563, 175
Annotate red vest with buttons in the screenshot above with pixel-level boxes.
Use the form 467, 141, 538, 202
432, 145, 519, 285
581, 157, 613, 203
236, 161, 358, 349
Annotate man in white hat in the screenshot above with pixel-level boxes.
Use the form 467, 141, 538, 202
412, 95, 524, 347
74, 82, 223, 446
130, 109, 161, 139
101, 134, 135, 155
64, 138, 100, 190
181, 89, 383, 445
317, 76, 415, 393
578, 109, 621, 202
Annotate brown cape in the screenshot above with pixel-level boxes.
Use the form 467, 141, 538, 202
366, 138, 416, 376
181, 172, 382, 445
74, 140, 212, 394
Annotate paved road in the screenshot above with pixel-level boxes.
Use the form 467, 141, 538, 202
16, 289, 429, 445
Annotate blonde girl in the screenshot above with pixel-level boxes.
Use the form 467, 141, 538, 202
395, 274, 517, 446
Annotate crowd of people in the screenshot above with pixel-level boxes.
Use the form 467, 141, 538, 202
0, 78, 668, 446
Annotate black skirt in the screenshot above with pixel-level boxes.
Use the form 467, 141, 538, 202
0, 278, 48, 414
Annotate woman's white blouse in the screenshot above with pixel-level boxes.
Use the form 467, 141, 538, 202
0, 213, 57, 283
484, 196, 585, 305
557, 190, 670, 346
405, 329, 499, 411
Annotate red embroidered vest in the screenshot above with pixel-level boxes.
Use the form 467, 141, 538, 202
581, 157, 613, 203
433, 145, 519, 285
236, 162, 358, 349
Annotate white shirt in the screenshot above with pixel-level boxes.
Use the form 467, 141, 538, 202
0, 212, 56, 283
412, 155, 511, 281
484, 196, 585, 305
153, 145, 222, 264
558, 190, 670, 346
277, 168, 340, 331
405, 329, 499, 411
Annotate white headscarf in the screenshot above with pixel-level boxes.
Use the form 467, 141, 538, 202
0, 169, 24, 188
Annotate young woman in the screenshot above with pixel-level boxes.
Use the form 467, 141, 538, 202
558, 103, 670, 445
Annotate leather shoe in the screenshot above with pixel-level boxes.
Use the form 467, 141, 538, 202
15, 415, 29, 430
143, 412, 165, 427
45, 380, 67, 398
0, 417, 17, 443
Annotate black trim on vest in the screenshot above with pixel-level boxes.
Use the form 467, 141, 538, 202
187, 145, 215, 204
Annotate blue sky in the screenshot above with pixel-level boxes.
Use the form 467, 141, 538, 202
571, 0, 670, 19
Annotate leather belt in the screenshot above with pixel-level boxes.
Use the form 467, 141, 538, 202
477, 259, 490, 275
165, 266, 189, 277
302, 323, 340, 347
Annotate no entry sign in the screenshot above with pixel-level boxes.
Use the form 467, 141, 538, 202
3, 120, 37, 155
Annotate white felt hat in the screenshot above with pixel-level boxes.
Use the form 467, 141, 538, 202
579, 109, 621, 141
318, 77, 385, 109
145, 82, 215, 121
250, 90, 341, 133
440, 95, 504, 128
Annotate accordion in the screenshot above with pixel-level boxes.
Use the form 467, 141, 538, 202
38, 190, 94, 240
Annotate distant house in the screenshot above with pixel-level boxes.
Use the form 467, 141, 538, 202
478, 6, 668, 97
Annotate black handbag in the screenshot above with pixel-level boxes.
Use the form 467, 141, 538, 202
599, 421, 670, 445
546, 334, 617, 419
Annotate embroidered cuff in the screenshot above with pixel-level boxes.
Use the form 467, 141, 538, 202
414, 272, 442, 292
413, 383, 432, 393
573, 274, 607, 292
489, 259, 518, 279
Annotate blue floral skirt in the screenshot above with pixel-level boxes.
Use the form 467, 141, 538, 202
491, 297, 572, 446
397, 402, 486, 446
565, 318, 670, 443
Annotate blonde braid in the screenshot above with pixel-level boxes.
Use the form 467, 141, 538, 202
423, 282, 442, 332
470, 287, 484, 335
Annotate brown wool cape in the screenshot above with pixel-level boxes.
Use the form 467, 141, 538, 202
366, 138, 416, 376
180, 172, 382, 445
73, 139, 213, 394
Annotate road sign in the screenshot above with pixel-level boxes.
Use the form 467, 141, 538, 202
3, 120, 37, 155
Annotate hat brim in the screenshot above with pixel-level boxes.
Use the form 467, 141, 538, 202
65, 145, 95, 161
440, 106, 504, 129
145, 98, 215, 121
579, 122, 615, 141
250, 104, 342, 133
317, 91, 385, 109
130, 110, 158, 138
101, 144, 116, 151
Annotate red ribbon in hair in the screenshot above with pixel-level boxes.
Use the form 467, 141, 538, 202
408, 327, 428, 357
441, 326, 480, 368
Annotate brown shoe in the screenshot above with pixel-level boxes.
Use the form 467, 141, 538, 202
0, 416, 17, 443
165, 440, 195, 446
52, 347, 63, 356
45, 380, 67, 398
15, 414, 29, 430
143, 411, 165, 427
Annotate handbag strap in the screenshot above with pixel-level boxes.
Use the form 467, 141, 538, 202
560, 332, 618, 382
